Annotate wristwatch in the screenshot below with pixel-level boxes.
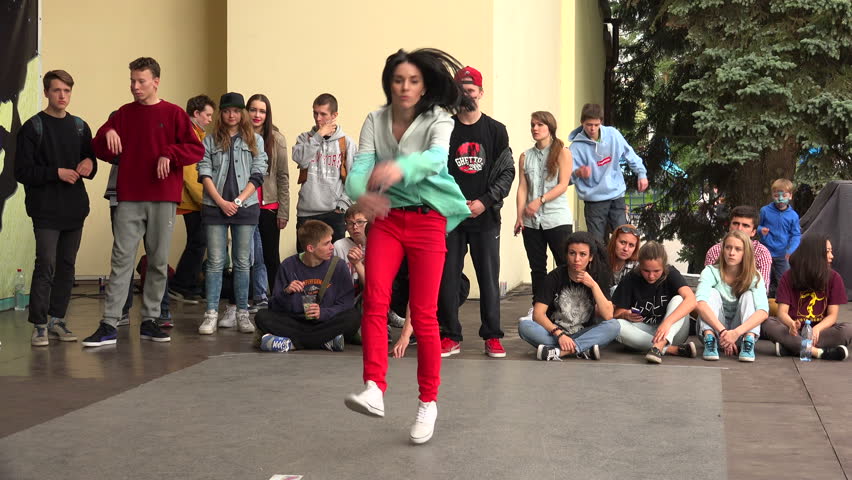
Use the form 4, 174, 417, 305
234, 198, 243, 207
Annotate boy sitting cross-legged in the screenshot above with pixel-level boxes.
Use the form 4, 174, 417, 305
253, 220, 360, 352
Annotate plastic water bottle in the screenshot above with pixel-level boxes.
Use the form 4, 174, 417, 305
14, 269, 27, 311
800, 320, 813, 362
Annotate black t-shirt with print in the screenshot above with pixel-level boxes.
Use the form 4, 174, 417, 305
612, 266, 688, 325
448, 112, 509, 230
534, 268, 611, 335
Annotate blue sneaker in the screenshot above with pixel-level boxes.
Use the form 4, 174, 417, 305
702, 333, 719, 361
323, 334, 345, 352
739, 335, 756, 362
260, 334, 293, 352
82, 323, 118, 347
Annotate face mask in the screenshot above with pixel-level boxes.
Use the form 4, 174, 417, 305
774, 193, 790, 205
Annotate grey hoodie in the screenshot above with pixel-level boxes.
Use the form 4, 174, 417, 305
292, 124, 356, 216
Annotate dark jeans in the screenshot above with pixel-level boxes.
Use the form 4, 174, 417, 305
171, 211, 206, 296
438, 225, 502, 341
254, 307, 361, 349
296, 210, 346, 252
522, 224, 573, 298
769, 256, 790, 298
258, 209, 281, 291
28, 228, 83, 325
584, 196, 627, 245
392, 258, 469, 319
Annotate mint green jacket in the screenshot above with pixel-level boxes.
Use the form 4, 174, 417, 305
345, 106, 470, 232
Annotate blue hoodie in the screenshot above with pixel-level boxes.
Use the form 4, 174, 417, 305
758, 202, 801, 257
567, 125, 646, 202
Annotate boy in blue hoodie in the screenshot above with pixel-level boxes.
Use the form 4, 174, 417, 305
568, 103, 648, 243
758, 178, 801, 297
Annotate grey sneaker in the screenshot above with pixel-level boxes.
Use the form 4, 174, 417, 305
323, 334, 345, 352
31, 325, 49, 346
237, 309, 255, 333
387, 310, 406, 328
576, 345, 601, 360
645, 346, 664, 364
536, 344, 562, 361
47, 318, 78, 342
117, 313, 130, 327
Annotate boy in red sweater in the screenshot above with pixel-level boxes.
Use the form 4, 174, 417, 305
83, 57, 203, 347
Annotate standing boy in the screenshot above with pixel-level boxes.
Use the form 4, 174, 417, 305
568, 103, 648, 243
83, 57, 204, 347
437, 66, 514, 358
169, 94, 215, 304
254, 220, 360, 352
759, 179, 801, 297
14, 70, 97, 346
291, 93, 356, 251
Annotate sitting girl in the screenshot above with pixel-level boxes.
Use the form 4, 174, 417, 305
607, 224, 641, 295
612, 241, 697, 363
761, 234, 850, 360
695, 230, 769, 362
518, 232, 618, 361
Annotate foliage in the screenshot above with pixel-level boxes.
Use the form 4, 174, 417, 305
610, 0, 852, 271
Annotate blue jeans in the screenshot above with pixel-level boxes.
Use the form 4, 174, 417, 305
206, 224, 254, 311
769, 256, 790, 297
518, 318, 621, 353
251, 226, 268, 302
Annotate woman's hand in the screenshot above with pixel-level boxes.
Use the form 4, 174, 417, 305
218, 199, 238, 217
513, 218, 523, 236
392, 335, 410, 358
719, 329, 740, 350
812, 326, 822, 347
523, 199, 541, 218
576, 271, 599, 290
652, 324, 670, 345
787, 320, 801, 337
356, 192, 391, 221
367, 161, 403, 192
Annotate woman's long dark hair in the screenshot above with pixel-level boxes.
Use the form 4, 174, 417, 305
789, 233, 832, 292
247, 93, 278, 158
564, 231, 613, 292
381, 48, 474, 116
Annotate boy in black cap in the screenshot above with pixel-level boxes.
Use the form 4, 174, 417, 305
437, 66, 515, 358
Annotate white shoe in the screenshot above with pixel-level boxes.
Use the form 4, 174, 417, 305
344, 380, 385, 417
519, 306, 534, 322
237, 309, 255, 333
199, 310, 218, 335
409, 400, 437, 444
218, 305, 236, 328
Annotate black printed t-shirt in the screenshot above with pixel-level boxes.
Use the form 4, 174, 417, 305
447, 112, 509, 230
612, 266, 688, 325
534, 267, 611, 335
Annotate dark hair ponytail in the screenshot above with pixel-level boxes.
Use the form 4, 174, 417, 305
790, 233, 832, 292
381, 48, 474, 117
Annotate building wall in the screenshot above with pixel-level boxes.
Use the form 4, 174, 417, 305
28, 0, 606, 301
40, 0, 227, 277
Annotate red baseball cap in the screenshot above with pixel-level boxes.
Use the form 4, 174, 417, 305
455, 66, 483, 87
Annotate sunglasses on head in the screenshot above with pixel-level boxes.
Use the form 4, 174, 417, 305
618, 226, 641, 236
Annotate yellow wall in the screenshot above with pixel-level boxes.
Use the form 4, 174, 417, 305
38, 0, 606, 298
41, 0, 227, 277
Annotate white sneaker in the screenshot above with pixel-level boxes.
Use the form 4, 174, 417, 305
237, 309, 255, 333
344, 380, 385, 417
218, 305, 236, 328
409, 400, 438, 444
199, 310, 218, 335
519, 306, 534, 322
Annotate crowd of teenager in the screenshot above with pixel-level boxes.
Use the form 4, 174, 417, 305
13, 50, 849, 445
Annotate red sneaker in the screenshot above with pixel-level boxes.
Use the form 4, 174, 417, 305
484, 338, 506, 358
440, 338, 461, 357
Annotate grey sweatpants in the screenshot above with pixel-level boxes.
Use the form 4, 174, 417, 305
102, 201, 176, 327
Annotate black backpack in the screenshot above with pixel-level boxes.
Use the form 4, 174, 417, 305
29, 113, 85, 150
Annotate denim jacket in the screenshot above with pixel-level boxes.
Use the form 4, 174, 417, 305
198, 133, 268, 207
